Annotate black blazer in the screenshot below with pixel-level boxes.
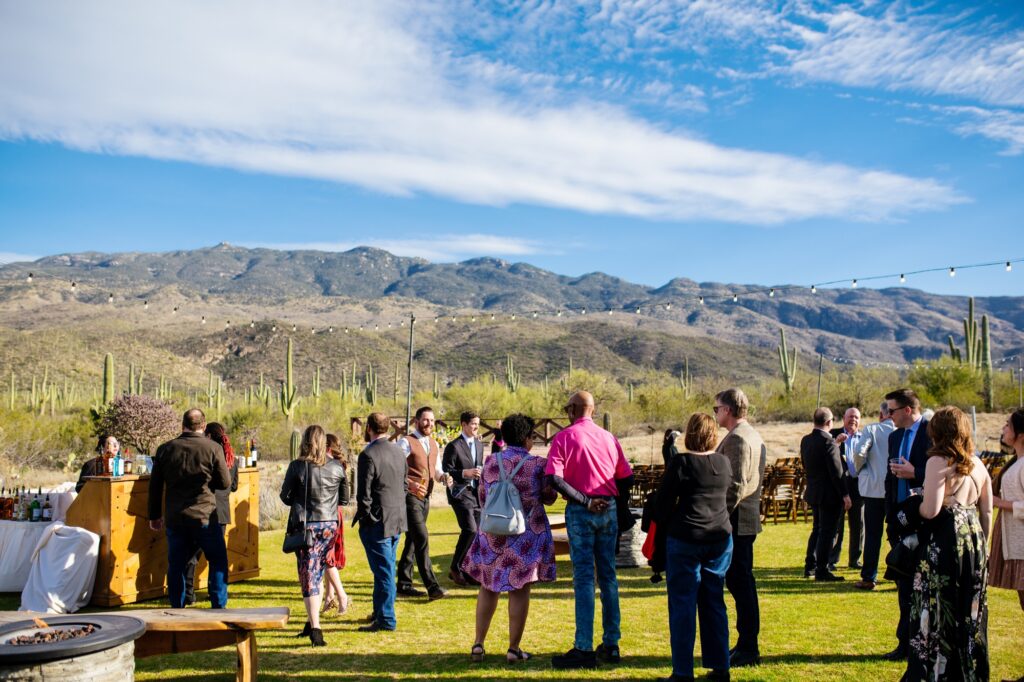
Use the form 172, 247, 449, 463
442, 435, 484, 506
884, 418, 931, 523
800, 429, 847, 508
354, 437, 409, 538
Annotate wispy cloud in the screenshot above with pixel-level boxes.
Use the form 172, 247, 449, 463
0, 1, 964, 223
0, 252, 39, 264
243, 234, 544, 263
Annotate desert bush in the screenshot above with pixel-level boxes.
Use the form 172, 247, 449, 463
94, 394, 178, 455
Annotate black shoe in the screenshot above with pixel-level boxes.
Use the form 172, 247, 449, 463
296, 621, 311, 637
803, 568, 813, 578
815, 572, 845, 582
551, 647, 597, 669
309, 627, 326, 647
729, 650, 761, 667
397, 585, 425, 598
358, 622, 396, 632
447, 569, 468, 587
881, 647, 907, 661
428, 587, 448, 601
848, 561, 863, 569
827, 563, 837, 572
706, 670, 731, 681
596, 643, 620, 665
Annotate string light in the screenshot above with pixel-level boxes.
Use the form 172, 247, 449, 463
1007, 261, 1013, 272
665, 303, 672, 311
810, 285, 817, 294
851, 279, 858, 288
490, 314, 496, 321
899, 274, 906, 283
949, 267, 956, 277
26, 273, 33, 283
143, 300, 148, 310
345, 327, 349, 333
532, 312, 538, 318
225, 321, 230, 329
607, 310, 613, 315
511, 313, 516, 320
698, 296, 704, 305
557, 311, 562, 317
769, 288, 775, 298
292, 324, 297, 332
271, 324, 277, 332
250, 320, 255, 328
732, 294, 738, 303
70, 281, 76, 290
328, 326, 334, 333
107, 293, 114, 304
173, 306, 178, 314
635, 307, 641, 314
201, 316, 206, 324
310, 327, 316, 334
581, 308, 586, 315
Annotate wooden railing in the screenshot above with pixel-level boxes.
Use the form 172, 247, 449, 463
349, 416, 571, 446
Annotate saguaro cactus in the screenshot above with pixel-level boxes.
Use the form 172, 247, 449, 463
279, 338, 300, 425
505, 354, 521, 393
948, 297, 982, 370
678, 357, 692, 399
290, 428, 301, 461
9, 372, 15, 411
312, 365, 322, 404
778, 328, 798, 394
103, 353, 115, 405
254, 373, 271, 408
364, 364, 378, 406
982, 314, 994, 411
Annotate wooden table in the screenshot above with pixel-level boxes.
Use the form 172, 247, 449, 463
0, 607, 289, 682
64, 469, 260, 606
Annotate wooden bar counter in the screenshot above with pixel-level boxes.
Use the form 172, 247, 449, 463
64, 468, 260, 607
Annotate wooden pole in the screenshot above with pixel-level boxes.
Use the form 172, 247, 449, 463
816, 353, 824, 407
405, 313, 415, 432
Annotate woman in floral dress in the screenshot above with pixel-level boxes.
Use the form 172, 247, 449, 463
463, 414, 557, 663
906, 406, 992, 681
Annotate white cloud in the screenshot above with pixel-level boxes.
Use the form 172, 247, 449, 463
0, 1, 964, 224
243, 234, 544, 263
0, 252, 39, 264
941, 106, 1024, 156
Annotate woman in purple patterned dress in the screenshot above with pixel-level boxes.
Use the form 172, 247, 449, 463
463, 414, 557, 663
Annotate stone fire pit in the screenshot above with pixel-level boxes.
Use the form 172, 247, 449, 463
0, 615, 145, 681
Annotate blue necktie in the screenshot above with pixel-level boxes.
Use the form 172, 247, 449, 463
897, 431, 911, 503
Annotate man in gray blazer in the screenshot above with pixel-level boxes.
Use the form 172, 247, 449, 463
851, 402, 895, 590
355, 412, 408, 632
442, 411, 484, 586
714, 388, 767, 667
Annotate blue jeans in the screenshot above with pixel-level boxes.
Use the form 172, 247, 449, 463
166, 520, 228, 609
359, 522, 399, 630
666, 534, 733, 677
565, 499, 620, 651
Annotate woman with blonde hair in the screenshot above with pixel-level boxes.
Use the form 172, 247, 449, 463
279, 425, 345, 646
906, 406, 992, 681
990, 408, 1024, 618
320, 433, 350, 616
654, 412, 733, 682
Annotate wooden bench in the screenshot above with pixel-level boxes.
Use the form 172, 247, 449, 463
0, 607, 288, 682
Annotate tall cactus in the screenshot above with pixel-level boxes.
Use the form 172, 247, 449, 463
433, 371, 440, 399
254, 373, 271, 408
279, 337, 300, 425
205, 370, 218, 408
949, 297, 982, 370
627, 382, 634, 403
778, 328, 798, 394
290, 428, 301, 461
102, 353, 115, 405
393, 361, 400, 404
158, 375, 172, 401
9, 372, 15, 411
312, 365, 322, 404
364, 363, 378, 406
214, 377, 224, 419
982, 314, 993, 411
505, 354, 521, 393
678, 357, 692, 398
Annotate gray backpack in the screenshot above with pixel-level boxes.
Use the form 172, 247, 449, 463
479, 451, 529, 536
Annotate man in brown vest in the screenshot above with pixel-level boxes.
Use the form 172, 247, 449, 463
396, 406, 448, 599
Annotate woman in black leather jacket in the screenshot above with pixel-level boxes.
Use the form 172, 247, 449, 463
280, 424, 345, 646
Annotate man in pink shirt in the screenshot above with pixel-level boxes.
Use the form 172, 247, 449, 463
546, 391, 634, 669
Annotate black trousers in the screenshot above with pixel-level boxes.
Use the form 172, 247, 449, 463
861, 497, 886, 582
397, 494, 440, 592
725, 532, 760, 654
886, 518, 912, 652
806, 502, 843, 576
450, 495, 480, 576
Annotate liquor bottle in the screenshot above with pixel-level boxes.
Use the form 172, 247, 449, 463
249, 440, 258, 468
113, 450, 123, 477
30, 489, 41, 522
42, 494, 53, 522
19, 487, 29, 521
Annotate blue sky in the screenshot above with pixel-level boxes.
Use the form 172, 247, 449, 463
0, 1, 1021, 296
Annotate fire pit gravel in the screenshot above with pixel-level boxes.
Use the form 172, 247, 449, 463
0, 615, 145, 666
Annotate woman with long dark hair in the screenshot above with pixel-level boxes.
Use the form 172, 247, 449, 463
990, 408, 1024, 618
320, 433, 350, 617
906, 406, 992, 681
280, 425, 345, 646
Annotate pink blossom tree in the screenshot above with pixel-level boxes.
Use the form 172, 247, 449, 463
95, 395, 179, 455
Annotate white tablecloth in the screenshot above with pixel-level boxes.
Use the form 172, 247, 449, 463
0, 520, 52, 591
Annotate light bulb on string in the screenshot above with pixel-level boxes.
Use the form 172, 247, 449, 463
250, 320, 255, 328
359, 325, 364, 331
226, 320, 231, 328
511, 313, 516, 320
328, 326, 333, 333
400, 321, 404, 327
810, 285, 817, 294
292, 324, 297, 332
732, 294, 738, 303
557, 311, 562, 317
310, 327, 316, 334
387, 322, 392, 328
433, 317, 439, 323
173, 306, 179, 314
451, 316, 456, 322
607, 310, 613, 315
899, 274, 906, 283
698, 296, 704, 305
949, 267, 956, 277
71, 281, 76, 290
532, 312, 538, 318
635, 307, 641, 314
271, 324, 277, 332
107, 293, 114, 304
665, 303, 672, 311
1007, 261, 1013, 272
202, 316, 206, 324
26, 273, 33, 283
143, 301, 149, 310
374, 324, 379, 331
471, 316, 476, 322
851, 279, 858, 288
769, 288, 775, 298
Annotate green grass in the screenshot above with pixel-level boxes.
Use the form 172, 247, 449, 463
3, 507, 1022, 680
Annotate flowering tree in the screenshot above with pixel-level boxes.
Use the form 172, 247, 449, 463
95, 395, 179, 455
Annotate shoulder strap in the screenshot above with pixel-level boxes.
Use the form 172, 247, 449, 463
495, 451, 507, 481
303, 461, 310, 529
508, 452, 530, 479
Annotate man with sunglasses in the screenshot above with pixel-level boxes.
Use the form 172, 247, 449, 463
713, 388, 767, 668
881, 388, 930, 662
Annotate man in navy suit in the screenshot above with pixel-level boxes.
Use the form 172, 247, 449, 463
801, 407, 851, 581
882, 388, 931, 661
442, 411, 484, 586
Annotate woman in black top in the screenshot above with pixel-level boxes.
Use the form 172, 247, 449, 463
654, 413, 733, 682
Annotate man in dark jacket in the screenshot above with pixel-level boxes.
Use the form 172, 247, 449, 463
801, 408, 851, 582
882, 388, 931, 661
148, 408, 231, 608
442, 411, 484, 586
355, 412, 408, 632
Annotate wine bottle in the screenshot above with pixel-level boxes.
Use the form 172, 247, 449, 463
42, 494, 53, 522
30, 489, 41, 522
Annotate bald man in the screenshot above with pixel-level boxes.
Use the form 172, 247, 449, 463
831, 407, 865, 570
547, 391, 634, 669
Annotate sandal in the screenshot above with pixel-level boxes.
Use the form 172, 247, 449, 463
320, 596, 338, 614
337, 593, 350, 616
470, 643, 485, 663
506, 647, 531, 663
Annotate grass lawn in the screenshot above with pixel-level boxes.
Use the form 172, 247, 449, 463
3, 505, 1022, 681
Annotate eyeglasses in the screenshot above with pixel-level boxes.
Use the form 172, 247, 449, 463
712, 405, 726, 413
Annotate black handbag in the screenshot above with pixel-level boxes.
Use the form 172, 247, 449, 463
883, 494, 924, 580
282, 462, 313, 554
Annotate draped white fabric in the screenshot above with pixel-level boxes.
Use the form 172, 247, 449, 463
0, 520, 51, 591
19, 522, 99, 614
